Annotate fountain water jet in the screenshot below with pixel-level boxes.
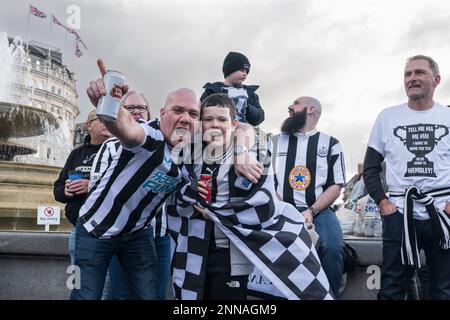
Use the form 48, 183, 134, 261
0, 32, 60, 160
0, 31, 78, 231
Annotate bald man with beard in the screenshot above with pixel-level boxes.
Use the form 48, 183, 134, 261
271, 96, 346, 297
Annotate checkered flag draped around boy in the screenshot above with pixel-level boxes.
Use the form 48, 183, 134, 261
168, 154, 333, 300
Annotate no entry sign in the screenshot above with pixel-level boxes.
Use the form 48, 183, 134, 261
37, 206, 61, 225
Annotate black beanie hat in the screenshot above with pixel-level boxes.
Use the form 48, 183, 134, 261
222, 52, 251, 78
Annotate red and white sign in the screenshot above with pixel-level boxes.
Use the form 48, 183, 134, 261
37, 206, 61, 225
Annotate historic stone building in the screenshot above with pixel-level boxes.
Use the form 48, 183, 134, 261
8, 38, 80, 167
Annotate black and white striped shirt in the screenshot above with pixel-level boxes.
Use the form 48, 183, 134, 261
200, 148, 254, 205
79, 120, 182, 238
170, 144, 333, 299
172, 146, 257, 275
179, 146, 255, 246
198, 147, 254, 249
89, 135, 168, 238
270, 129, 346, 208
152, 204, 168, 238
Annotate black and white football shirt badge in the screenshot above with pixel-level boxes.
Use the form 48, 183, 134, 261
318, 147, 328, 158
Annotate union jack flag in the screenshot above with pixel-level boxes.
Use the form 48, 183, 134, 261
52, 15, 66, 29
68, 29, 88, 50
30, 4, 47, 18
75, 32, 88, 50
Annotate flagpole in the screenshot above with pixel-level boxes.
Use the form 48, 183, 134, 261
48, 15, 53, 58
63, 29, 68, 65
72, 35, 76, 72
25, 3, 31, 51
74, 54, 77, 75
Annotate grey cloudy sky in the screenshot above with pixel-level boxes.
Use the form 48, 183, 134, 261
2, 0, 450, 178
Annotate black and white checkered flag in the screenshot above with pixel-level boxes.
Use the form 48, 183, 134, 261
168, 158, 333, 300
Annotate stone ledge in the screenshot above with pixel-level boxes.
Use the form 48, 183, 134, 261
0, 231, 69, 256
344, 236, 382, 266
344, 235, 426, 267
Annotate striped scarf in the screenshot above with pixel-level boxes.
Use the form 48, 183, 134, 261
391, 186, 450, 267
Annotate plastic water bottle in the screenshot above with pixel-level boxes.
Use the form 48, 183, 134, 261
373, 211, 383, 237
354, 213, 363, 236
353, 201, 365, 237
363, 213, 375, 237
363, 198, 381, 237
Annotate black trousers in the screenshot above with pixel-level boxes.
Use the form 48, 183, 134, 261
203, 248, 248, 300
378, 211, 450, 300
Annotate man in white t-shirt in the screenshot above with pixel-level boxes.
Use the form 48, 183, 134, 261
363, 55, 450, 300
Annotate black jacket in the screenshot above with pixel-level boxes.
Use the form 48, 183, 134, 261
201, 82, 265, 126
53, 135, 103, 225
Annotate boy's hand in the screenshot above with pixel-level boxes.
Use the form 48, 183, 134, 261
194, 204, 209, 220
195, 182, 210, 219
234, 152, 263, 183
197, 181, 208, 200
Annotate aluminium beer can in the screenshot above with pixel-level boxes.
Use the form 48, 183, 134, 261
96, 70, 125, 121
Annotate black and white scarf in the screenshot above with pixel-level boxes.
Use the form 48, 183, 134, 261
390, 186, 450, 267
167, 152, 333, 300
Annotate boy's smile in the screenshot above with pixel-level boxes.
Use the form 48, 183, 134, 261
202, 106, 237, 151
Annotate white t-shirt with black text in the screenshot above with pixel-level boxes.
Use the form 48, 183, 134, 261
368, 103, 450, 219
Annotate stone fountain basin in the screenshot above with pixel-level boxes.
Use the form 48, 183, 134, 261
0, 161, 70, 232
0, 101, 59, 138
0, 140, 36, 160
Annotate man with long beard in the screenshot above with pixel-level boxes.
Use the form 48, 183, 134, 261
271, 96, 346, 297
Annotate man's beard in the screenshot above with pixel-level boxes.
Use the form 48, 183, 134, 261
281, 109, 307, 134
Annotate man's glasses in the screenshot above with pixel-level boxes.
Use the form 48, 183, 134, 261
87, 117, 99, 124
124, 105, 148, 112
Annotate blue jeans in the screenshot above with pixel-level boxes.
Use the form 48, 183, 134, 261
299, 207, 345, 298
154, 235, 171, 299
107, 255, 130, 300
69, 227, 76, 266
70, 224, 157, 300
69, 226, 129, 300
378, 211, 450, 300
107, 234, 172, 300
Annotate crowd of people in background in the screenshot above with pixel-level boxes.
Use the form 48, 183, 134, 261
54, 52, 450, 300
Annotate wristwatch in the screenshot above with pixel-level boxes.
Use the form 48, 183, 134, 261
234, 144, 248, 156
307, 206, 319, 217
